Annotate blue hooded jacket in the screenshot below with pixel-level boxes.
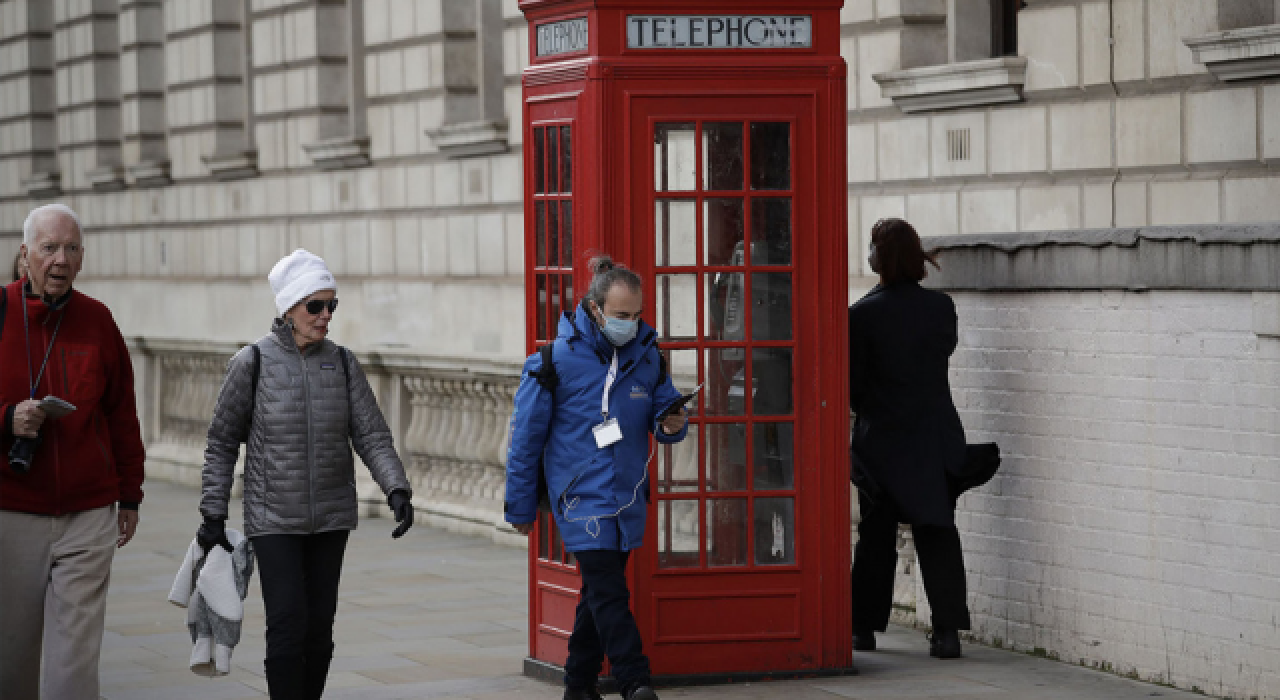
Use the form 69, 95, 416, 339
505, 304, 689, 552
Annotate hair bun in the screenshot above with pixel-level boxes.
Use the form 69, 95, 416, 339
589, 255, 616, 275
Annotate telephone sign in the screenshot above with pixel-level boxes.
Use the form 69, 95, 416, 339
626, 15, 812, 49
537, 17, 589, 56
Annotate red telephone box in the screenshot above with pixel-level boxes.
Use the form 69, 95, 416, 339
521, 0, 850, 682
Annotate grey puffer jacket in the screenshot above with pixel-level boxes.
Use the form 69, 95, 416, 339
200, 320, 411, 536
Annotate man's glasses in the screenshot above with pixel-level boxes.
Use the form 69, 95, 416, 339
305, 299, 339, 315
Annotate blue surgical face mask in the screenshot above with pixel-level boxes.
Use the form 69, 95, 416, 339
593, 304, 639, 346
601, 316, 639, 347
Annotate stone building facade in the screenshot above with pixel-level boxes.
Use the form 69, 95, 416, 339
1, 0, 1279, 697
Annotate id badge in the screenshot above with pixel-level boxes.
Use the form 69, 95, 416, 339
593, 417, 623, 448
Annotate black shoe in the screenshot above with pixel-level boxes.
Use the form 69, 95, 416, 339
625, 686, 659, 700
853, 630, 876, 651
563, 686, 604, 700
928, 628, 962, 659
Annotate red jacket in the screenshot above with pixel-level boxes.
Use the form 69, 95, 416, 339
0, 280, 145, 515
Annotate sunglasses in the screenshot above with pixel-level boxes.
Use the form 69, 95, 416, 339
304, 298, 339, 315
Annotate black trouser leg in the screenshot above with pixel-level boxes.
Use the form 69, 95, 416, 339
256, 534, 308, 700
302, 530, 348, 699
911, 525, 971, 631
253, 531, 350, 700
850, 492, 899, 634
567, 550, 650, 697
563, 576, 604, 689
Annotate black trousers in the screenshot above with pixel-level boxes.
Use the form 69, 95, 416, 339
564, 549, 651, 696
851, 493, 971, 633
252, 530, 350, 700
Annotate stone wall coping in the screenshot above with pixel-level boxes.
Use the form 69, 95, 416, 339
1184, 24, 1280, 82
127, 336, 523, 378
922, 224, 1280, 292
872, 56, 1027, 114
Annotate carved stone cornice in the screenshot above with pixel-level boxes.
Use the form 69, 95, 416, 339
1185, 24, 1280, 82
873, 56, 1027, 114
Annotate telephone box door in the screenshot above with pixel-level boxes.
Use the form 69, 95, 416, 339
629, 94, 832, 674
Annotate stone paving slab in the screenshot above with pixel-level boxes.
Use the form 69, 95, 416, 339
98, 480, 1203, 699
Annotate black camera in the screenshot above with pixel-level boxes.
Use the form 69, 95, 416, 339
8, 434, 41, 474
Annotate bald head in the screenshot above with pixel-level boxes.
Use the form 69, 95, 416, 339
21, 204, 84, 299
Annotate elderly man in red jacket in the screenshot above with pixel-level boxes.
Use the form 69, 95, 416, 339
0, 203, 146, 700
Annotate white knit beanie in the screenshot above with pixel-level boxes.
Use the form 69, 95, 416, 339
268, 249, 336, 316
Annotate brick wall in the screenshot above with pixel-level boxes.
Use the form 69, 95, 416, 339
941, 289, 1280, 699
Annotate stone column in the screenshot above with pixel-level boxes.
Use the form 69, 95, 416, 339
252, 0, 366, 170
166, 0, 257, 181
55, 0, 126, 192
119, 0, 168, 185
428, 0, 507, 157
0, 0, 61, 197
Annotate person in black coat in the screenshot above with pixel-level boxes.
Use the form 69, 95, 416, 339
849, 218, 970, 659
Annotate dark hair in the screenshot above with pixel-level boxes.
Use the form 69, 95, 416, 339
584, 254, 642, 308
11, 252, 21, 283
869, 218, 939, 285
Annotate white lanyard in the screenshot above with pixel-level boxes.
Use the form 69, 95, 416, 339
601, 352, 619, 418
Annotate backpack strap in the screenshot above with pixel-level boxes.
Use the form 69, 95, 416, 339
533, 342, 558, 393
246, 344, 261, 434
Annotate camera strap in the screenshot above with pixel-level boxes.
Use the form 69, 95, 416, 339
21, 294, 66, 399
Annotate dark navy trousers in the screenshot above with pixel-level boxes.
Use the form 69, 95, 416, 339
564, 549, 651, 696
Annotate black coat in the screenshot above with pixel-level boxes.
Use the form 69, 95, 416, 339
849, 282, 966, 526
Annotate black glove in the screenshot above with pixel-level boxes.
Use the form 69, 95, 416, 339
388, 489, 414, 539
196, 517, 233, 553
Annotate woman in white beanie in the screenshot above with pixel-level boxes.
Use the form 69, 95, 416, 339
196, 249, 415, 699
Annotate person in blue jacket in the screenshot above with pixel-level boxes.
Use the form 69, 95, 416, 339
505, 255, 689, 700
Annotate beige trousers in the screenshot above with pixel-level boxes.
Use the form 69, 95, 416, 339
0, 505, 117, 700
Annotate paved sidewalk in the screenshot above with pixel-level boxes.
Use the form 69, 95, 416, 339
101, 480, 1202, 699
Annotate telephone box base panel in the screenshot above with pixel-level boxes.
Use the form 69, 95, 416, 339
522, 658, 857, 691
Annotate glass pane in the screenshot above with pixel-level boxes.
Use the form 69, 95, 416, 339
658, 499, 700, 568
560, 201, 573, 267
548, 126, 560, 194
703, 347, 746, 417
703, 198, 744, 267
655, 123, 697, 192
666, 348, 699, 414
705, 423, 747, 492
535, 275, 548, 341
702, 122, 743, 191
560, 125, 572, 193
751, 198, 792, 265
533, 127, 545, 194
535, 201, 546, 267
706, 499, 748, 567
750, 122, 791, 191
752, 423, 794, 490
550, 517, 563, 559
656, 274, 697, 342
550, 275, 563, 327
754, 498, 796, 565
666, 348, 698, 391
563, 275, 575, 312
547, 198, 560, 267
655, 199, 697, 267
705, 272, 745, 342
659, 424, 699, 494
752, 348, 793, 415
751, 273, 792, 341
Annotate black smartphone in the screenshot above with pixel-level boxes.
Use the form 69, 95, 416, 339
660, 383, 705, 419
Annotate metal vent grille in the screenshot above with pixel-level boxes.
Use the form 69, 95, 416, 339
947, 128, 971, 162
